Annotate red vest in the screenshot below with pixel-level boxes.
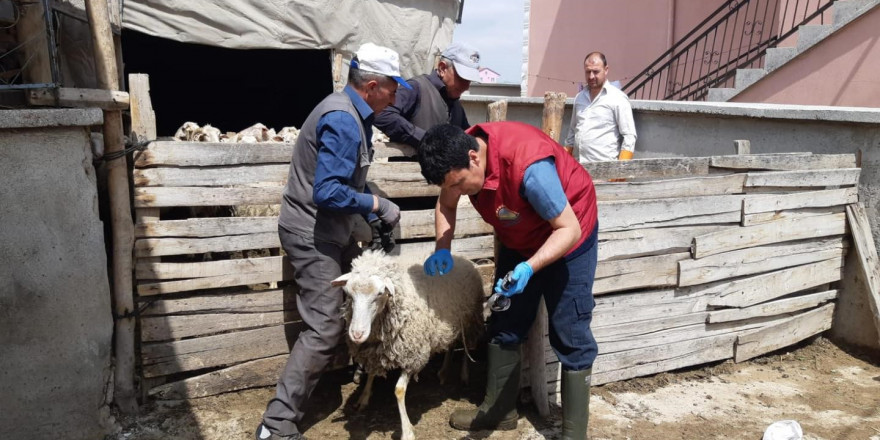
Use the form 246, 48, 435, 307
467, 122, 598, 257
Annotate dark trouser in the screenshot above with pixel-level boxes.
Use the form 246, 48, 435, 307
489, 225, 599, 371
262, 227, 361, 436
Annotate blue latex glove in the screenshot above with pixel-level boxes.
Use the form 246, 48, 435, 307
494, 262, 534, 297
424, 249, 454, 276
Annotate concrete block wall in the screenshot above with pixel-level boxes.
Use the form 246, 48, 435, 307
0, 109, 115, 439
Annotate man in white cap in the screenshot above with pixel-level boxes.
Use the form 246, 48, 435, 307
256, 42, 410, 440
374, 42, 483, 148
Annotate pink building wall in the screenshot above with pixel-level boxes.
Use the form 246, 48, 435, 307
527, 0, 726, 97
732, 7, 880, 107
480, 68, 501, 83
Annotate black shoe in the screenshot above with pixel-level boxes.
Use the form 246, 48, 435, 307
255, 422, 307, 440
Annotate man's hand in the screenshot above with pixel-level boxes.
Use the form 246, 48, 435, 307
423, 249, 454, 276
369, 219, 395, 253
494, 262, 534, 297
375, 196, 401, 227
618, 150, 633, 161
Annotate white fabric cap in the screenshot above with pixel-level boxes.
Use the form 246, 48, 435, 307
352, 42, 412, 89
441, 42, 482, 82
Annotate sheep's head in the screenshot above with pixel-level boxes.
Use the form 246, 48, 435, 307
331, 272, 395, 344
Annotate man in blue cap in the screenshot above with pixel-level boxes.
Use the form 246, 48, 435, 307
374, 42, 484, 148
255, 42, 410, 440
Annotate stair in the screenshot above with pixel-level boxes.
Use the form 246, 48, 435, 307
706, 0, 880, 101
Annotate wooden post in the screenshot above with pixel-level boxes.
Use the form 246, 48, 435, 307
15, 0, 52, 84
845, 203, 880, 346
735, 140, 751, 155
525, 92, 568, 418
86, 0, 137, 414
487, 100, 508, 260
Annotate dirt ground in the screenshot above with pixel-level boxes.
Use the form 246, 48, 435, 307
110, 337, 880, 440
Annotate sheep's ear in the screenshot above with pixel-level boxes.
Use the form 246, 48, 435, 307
331, 273, 350, 287
383, 277, 395, 297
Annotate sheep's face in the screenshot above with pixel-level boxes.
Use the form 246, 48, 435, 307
332, 273, 394, 344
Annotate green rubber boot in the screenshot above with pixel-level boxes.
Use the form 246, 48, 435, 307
449, 343, 521, 431
561, 368, 592, 440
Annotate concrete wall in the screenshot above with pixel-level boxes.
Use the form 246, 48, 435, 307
733, 7, 880, 107
462, 95, 880, 350
0, 109, 115, 439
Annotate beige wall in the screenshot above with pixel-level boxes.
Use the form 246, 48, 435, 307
732, 7, 880, 106
527, 0, 725, 97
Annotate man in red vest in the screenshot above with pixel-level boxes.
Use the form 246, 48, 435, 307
418, 122, 599, 440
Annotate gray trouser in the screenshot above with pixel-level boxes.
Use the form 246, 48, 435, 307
262, 227, 361, 436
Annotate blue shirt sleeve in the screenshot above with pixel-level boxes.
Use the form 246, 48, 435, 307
313, 111, 374, 215
522, 157, 568, 220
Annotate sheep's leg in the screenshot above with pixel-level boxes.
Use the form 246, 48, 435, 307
395, 372, 415, 440
438, 350, 453, 385
355, 373, 375, 412
460, 351, 469, 386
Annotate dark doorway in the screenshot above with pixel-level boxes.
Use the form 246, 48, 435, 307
122, 29, 332, 137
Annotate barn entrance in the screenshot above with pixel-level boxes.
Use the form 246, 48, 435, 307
122, 29, 332, 137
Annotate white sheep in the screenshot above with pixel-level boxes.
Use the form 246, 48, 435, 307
331, 250, 485, 440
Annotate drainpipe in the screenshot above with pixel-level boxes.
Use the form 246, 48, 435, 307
668, 0, 676, 51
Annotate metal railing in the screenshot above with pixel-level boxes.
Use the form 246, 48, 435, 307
623, 0, 835, 101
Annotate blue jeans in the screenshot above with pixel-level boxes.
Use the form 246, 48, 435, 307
489, 225, 599, 371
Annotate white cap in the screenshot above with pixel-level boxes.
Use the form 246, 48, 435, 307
351, 43, 412, 89
441, 42, 482, 82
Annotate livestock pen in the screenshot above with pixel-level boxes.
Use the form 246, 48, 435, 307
127, 79, 875, 409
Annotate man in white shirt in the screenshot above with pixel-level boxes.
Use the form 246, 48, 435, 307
564, 52, 637, 164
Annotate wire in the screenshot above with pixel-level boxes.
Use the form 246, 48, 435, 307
94, 139, 151, 165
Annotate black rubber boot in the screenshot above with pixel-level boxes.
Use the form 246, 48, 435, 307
561, 368, 592, 440
449, 343, 521, 431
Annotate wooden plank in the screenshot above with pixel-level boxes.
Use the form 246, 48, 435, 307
535, 334, 736, 386
141, 311, 289, 342
742, 205, 846, 226
845, 203, 880, 345
710, 153, 856, 170
598, 194, 743, 232
149, 354, 288, 399
373, 141, 416, 159
135, 186, 283, 208
135, 232, 280, 258
138, 271, 286, 296
594, 174, 745, 201
708, 290, 838, 323
141, 324, 298, 377
136, 217, 279, 238
134, 164, 289, 187
367, 162, 436, 198
27, 87, 130, 110
708, 257, 843, 308
599, 224, 734, 261
735, 303, 835, 362
679, 237, 845, 287
745, 168, 860, 188
593, 312, 709, 339
594, 252, 690, 295
692, 212, 846, 258
141, 289, 295, 315
134, 141, 293, 167
593, 288, 711, 328
137, 256, 286, 280
743, 187, 857, 214
398, 205, 492, 240
583, 157, 710, 180
394, 235, 494, 261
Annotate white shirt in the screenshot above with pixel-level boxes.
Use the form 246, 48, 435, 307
564, 81, 637, 163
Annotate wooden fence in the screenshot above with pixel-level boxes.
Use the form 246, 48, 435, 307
131, 133, 859, 401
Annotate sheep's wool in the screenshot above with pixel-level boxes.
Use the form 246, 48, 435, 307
343, 250, 485, 377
